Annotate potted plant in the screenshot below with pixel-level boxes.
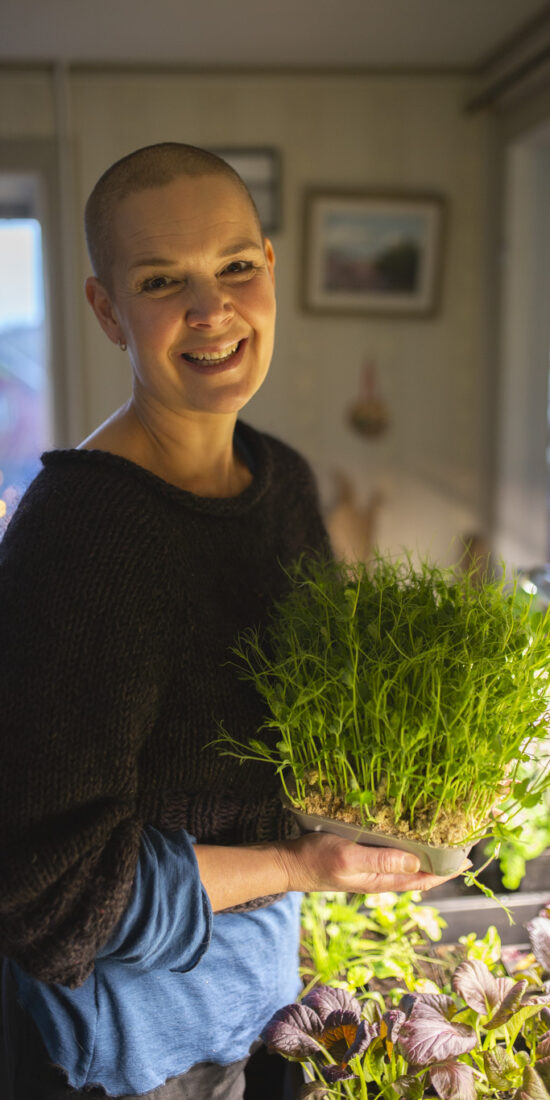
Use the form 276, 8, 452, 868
263, 904, 550, 1099
216, 554, 550, 878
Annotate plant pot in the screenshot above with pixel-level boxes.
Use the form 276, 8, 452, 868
288, 804, 472, 875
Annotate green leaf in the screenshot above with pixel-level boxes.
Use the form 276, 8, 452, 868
346, 964, 372, 988
274, 740, 292, 759
523, 793, 545, 809
483, 1046, 522, 1088
345, 789, 374, 808
513, 778, 531, 800
494, 1001, 550, 1046
249, 739, 271, 755
501, 849, 527, 891
461, 925, 502, 966
412, 906, 445, 942
394, 1073, 426, 1100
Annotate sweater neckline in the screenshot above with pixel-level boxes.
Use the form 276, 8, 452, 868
40, 420, 272, 516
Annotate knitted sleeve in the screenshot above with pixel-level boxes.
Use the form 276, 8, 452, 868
0, 468, 174, 988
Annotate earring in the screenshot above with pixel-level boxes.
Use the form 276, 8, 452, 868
118, 339, 127, 352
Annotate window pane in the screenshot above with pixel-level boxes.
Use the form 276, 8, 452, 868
0, 214, 51, 533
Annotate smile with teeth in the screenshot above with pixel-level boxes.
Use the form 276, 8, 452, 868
183, 340, 242, 365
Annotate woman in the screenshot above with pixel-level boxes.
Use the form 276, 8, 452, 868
0, 143, 454, 1099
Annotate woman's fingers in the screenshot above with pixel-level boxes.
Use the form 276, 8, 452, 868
280, 832, 465, 894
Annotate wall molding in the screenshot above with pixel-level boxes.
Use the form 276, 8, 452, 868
467, 5, 550, 112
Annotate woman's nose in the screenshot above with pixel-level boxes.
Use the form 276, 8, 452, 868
185, 279, 233, 328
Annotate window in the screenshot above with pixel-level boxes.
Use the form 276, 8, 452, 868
0, 172, 52, 532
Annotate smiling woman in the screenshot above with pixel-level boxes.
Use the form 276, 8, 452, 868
0, 142, 454, 1100
82, 167, 276, 494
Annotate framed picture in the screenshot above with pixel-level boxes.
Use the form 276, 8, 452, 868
302, 190, 446, 317
209, 147, 282, 234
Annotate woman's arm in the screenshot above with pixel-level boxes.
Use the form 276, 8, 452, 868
0, 468, 174, 987
195, 832, 463, 911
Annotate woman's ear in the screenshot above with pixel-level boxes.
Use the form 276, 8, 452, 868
263, 238, 276, 286
85, 277, 124, 346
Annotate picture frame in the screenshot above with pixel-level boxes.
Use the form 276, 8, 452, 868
209, 146, 282, 234
302, 190, 446, 317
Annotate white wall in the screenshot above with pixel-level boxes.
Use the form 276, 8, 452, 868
0, 71, 55, 137
1, 68, 491, 562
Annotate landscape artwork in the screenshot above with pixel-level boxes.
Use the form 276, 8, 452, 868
303, 191, 445, 316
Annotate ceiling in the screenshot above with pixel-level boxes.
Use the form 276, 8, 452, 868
1, 0, 549, 71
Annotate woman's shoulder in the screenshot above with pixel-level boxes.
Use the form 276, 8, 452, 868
0, 449, 168, 586
14, 447, 173, 525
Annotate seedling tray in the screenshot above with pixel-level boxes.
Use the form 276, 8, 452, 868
289, 805, 472, 875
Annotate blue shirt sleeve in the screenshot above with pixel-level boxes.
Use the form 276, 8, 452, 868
96, 826, 212, 973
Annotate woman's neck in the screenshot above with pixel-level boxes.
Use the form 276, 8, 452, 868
78, 400, 252, 498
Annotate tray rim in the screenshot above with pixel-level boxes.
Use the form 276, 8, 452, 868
287, 804, 472, 875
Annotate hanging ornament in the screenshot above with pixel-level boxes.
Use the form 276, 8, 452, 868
347, 359, 389, 439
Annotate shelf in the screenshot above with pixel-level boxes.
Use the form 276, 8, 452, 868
434, 890, 550, 945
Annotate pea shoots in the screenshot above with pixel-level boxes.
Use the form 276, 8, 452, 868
217, 553, 550, 854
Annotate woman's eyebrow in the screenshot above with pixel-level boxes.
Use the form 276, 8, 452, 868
129, 239, 264, 274
217, 239, 264, 258
129, 256, 179, 273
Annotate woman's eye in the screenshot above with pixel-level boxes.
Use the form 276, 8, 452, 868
223, 260, 255, 276
142, 275, 173, 292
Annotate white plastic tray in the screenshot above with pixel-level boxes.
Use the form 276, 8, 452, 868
289, 806, 472, 875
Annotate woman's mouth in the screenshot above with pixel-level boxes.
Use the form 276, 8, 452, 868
181, 338, 247, 372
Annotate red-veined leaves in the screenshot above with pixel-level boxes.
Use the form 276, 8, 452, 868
527, 917, 550, 973
485, 980, 529, 1029
261, 1002, 323, 1058
429, 1060, 476, 1100
302, 984, 362, 1024
537, 1032, 550, 1060
452, 958, 518, 1017
397, 998, 477, 1066
514, 1065, 550, 1100
536, 1058, 550, 1093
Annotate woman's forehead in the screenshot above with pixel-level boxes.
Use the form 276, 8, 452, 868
113, 175, 260, 255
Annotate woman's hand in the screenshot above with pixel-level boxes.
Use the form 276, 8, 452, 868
274, 831, 467, 895
195, 832, 468, 911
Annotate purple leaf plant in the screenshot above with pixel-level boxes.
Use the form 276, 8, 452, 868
262, 905, 550, 1099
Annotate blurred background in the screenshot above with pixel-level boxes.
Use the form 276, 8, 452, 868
1, 0, 550, 574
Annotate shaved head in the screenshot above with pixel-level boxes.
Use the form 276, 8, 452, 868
84, 142, 262, 296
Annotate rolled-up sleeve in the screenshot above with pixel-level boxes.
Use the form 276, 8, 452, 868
97, 827, 212, 973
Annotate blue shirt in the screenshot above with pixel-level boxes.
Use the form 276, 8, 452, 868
12, 827, 302, 1095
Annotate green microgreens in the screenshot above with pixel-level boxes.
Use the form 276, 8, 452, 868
216, 552, 550, 848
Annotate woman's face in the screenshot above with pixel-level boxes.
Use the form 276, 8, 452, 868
87, 174, 276, 420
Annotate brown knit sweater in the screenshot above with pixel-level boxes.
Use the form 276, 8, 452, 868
0, 421, 329, 988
